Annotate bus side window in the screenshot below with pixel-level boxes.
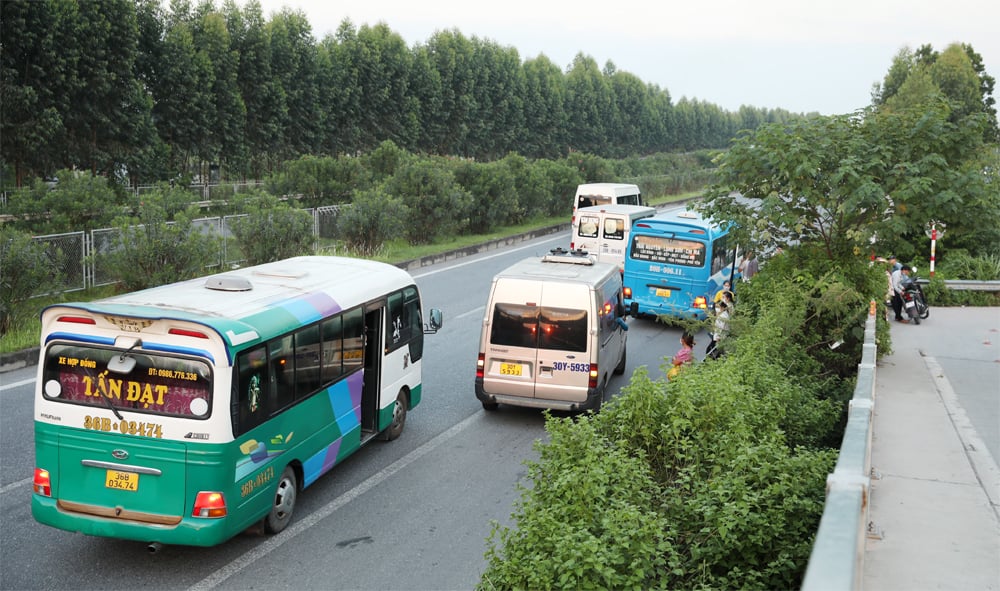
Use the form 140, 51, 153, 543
387, 291, 404, 349
342, 307, 364, 373
403, 286, 424, 361
296, 323, 322, 397
235, 346, 268, 435
320, 315, 343, 385
269, 335, 295, 413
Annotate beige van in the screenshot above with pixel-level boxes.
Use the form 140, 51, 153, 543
571, 204, 656, 272
475, 248, 629, 412
571, 183, 644, 226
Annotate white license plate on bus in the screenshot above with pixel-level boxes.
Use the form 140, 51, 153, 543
105, 469, 139, 492
499, 363, 523, 376
655, 288, 672, 297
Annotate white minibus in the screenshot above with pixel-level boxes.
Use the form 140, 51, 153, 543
571, 183, 644, 226
475, 248, 629, 412
571, 204, 656, 272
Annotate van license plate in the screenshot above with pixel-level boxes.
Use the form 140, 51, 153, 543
105, 469, 139, 492
655, 288, 671, 297
499, 363, 523, 376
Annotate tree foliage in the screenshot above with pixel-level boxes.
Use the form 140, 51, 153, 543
0, 227, 62, 334
2, 0, 809, 187
228, 192, 314, 265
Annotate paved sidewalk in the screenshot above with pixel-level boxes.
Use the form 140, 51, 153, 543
863, 308, 1000, 590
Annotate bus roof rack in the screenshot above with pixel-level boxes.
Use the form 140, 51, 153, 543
542, 247, 595, 265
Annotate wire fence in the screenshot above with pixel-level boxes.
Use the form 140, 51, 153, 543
22, 205, 347, 297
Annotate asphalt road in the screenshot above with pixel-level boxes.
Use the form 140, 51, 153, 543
0, 232, 690, 591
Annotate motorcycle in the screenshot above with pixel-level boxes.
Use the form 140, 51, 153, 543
901, 268, 930, 324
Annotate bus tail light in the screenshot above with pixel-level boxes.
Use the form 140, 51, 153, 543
192, 492, 227, 518
694, 296, 708, 310
623, 286, 632, 299
168, 327, 209, 339
56, 315, 96, 325
33, 468, 51, 496
476, 353, 485, 379
588, 364, 599, 389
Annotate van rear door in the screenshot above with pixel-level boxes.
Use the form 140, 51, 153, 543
533, 282, 592, 403
482, 278, 544, 399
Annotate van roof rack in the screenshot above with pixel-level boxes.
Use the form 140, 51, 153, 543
542, 247, 595, 265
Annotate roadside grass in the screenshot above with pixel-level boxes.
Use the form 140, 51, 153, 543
1, 191, 699, 356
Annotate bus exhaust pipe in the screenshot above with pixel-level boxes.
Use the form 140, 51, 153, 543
147, 542, 163, 554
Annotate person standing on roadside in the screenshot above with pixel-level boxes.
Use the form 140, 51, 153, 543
740, 251, 759, 282
890, 263, 911, 322
706, 300, 730, 359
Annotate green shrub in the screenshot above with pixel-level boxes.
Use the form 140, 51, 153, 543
0, 228, 62, 334
99, 200, 220, 292
337, 188, 406, 256
229, 193, 315, 265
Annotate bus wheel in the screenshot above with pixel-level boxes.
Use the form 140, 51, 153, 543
265, 466, 297, 535
384, 390, 408, 441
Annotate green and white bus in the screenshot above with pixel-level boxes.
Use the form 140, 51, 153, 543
32, 256, 442, 548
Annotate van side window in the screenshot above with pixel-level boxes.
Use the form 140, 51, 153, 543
602, 218, 625, 240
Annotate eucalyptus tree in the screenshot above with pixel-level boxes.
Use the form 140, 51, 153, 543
192, 8, 247, 178
224, 0, 285, 177
422, 29, 477, 155
0, 0, 69, 184
564, 53, 613, 155
521, 54, 569, 159
268, 8, 322, 159
604, 66, 657, 157
463, 38, 526, 160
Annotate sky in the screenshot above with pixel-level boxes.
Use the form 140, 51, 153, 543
250, 0, 999, 116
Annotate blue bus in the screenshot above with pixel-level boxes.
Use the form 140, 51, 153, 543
622, 209, 739, 320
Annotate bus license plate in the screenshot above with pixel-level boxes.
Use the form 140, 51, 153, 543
499, 363, 523, 376
105, 469, 139, 492
655, 288, 672, 297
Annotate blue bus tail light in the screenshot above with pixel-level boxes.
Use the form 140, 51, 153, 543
193, 492, 227, 518
694, 296, 708, 310
623, 286, 632, 299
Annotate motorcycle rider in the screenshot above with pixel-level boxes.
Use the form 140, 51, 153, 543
891, 265, 914, 322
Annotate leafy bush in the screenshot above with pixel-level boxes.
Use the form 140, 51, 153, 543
4, 170, 127, 234
229, 193, 316, 265
384, 161, 473, 244
0, 227, 62, 334
337, 188, 406, 256
99, 199, 220, 292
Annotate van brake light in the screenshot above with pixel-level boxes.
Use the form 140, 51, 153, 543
192, 491, 227, 518
33, 468, 51, 496
476, 353, 485, 379
588, 364, 599, 389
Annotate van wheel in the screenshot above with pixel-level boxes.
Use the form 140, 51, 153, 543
613, 347, 627, 375
482, 401, 499, 411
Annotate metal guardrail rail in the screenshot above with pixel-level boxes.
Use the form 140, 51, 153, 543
801, 302, 878, 590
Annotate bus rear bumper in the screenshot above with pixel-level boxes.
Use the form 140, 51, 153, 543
32, 495, 244, 547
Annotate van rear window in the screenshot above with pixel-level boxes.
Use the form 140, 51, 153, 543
490, 303, 588, 352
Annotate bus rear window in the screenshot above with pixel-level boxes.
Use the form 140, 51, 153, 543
630, 235, 705, 267
41, 343, 212, 418
490, 304, 587, 353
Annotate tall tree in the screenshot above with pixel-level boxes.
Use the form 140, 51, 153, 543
268, 8, 321, 159
564, 53, 612, 155
521, 55, 568, 159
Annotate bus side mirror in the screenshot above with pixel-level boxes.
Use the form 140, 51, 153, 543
617, 302, 627, 318
425, 308, 443, 334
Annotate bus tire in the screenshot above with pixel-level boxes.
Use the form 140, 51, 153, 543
264, 466, 297, 535
383, 390, 408, 441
